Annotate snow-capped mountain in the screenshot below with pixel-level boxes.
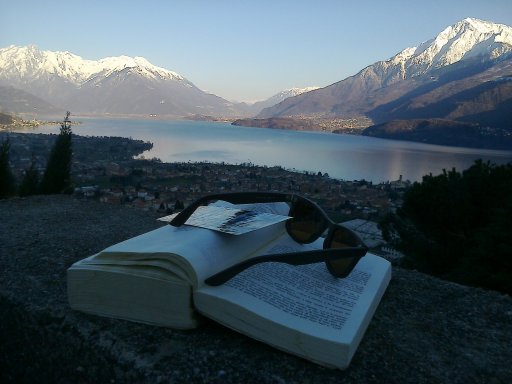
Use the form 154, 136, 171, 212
367, 17, 512, 85
0, 45, 239, 117
264, 87, 320, 104
0, 45, 187, 85
0, 45, 184, 85
245, 87, 320, 115
258, 18, 512, 119
2, 18, 511, 121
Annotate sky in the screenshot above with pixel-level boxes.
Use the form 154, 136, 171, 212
1, 0, 512, 102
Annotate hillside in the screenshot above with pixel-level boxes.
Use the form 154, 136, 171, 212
366, 59, 512, 124
362, 119, 512, 150
0, 85, 62, 117
0, 112, 13, 125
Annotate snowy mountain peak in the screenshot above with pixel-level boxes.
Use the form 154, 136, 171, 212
376, 18, 512, 85
0, 45, 186, 85
428, 17, 512, 58
263, 86, 320, 104
96, 55, 184, 81
457, 17, 506, 34
278, 87, 320, 97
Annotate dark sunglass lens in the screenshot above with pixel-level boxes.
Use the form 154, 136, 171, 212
325, 227, 363, 277
326, 257, 358, 278
287, 201, 326, 243
329, 227, 358, 248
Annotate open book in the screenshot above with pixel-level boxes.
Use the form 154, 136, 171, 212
67, 204, 391, 369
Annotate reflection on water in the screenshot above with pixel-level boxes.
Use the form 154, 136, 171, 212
15, 118, 512, 183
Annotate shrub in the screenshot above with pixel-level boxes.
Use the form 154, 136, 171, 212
0, 138, 16, 199
40, 112, 73, 194
387, 160, 512, 294
18, 159, 40, 197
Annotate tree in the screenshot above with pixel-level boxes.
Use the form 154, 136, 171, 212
0, 137, 16, 199
174, 199, 185, 210
18, 156, 40, 197
40, 112, 73, 194
385, 160, 512, 294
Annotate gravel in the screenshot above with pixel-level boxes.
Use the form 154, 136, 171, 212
1, 195, 512, 383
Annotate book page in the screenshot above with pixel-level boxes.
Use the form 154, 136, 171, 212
194, 246, 391, 368
196, 242, 391, 342
225, 261, 369, 331
89, 219, 287, 288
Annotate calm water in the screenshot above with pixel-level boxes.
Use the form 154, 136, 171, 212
20, 118, 512, 183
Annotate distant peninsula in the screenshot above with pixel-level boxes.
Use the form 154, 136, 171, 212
232, 116, 512, 151
232, 116, 371, 135
0, 112, 62, 131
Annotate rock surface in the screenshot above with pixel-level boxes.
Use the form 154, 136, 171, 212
1, 195, 511, 383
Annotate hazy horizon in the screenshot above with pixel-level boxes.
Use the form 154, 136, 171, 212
1, 0, 512, 102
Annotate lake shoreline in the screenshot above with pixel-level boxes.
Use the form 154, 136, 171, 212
7, 118, 512, 183
233, 116, 512, 151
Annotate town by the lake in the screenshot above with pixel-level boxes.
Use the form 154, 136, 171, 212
2, 129, 410, 260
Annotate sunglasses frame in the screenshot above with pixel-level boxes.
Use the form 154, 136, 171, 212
169, 192, 368, 285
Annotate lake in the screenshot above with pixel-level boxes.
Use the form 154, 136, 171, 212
21, 118, 512, 183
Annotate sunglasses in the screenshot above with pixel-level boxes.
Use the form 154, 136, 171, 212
169, 192, 368, 286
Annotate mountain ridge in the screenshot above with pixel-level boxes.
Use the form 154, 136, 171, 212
0, 45, 319, 118
1, 17, 512, 142
0, 45, 242, 117
258, 18, 512, 119
0, 44, 187, 84
236, 17, 512, 149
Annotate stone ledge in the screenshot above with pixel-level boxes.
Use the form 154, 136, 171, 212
1, 195, 511, 383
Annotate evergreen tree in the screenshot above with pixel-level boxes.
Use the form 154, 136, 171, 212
0, 137, 16, 199
384, 160, 512, 294
18, 156, 40, 197
40, 112, 73, 194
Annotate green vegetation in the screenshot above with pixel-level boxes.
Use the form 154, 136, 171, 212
382, 160, 512, 294
0, 138, 16, 198
18, 158, 40, 197
40, 112, 73, 194
0, 113, 74, 197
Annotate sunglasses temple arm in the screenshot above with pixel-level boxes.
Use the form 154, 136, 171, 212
205, 255, 278, 286
204, 247, 367, 286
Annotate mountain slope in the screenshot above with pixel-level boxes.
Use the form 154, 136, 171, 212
363, 118, 512, 150
248, 87, 319, 114
0, 85, 62, 116
367, 57, 512, 121
258, 18, 512, 121
0, 45, 241, 117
